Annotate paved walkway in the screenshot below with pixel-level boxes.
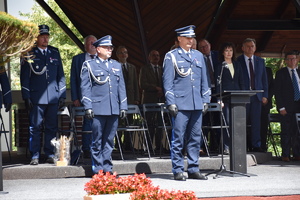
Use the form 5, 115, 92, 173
1, 159, 300, 200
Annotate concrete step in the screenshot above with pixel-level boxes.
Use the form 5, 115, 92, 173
2, 151, 273, 180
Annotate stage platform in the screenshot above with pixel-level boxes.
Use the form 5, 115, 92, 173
2, 150, 273, 180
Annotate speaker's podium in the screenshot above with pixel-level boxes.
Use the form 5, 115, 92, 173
220, 90, 263, 174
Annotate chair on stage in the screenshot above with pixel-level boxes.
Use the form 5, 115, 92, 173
116, 104, 151, 161
202, 103, 230, 157
0, 113, 11, 162
69, 106, 90, 165
267, 113, 281, 158
57, 106, 73, 138
142, 103, 172, 157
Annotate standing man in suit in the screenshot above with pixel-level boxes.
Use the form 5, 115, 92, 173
198, 39, 219, 91
237, 38, 268, 152
0, 66, 12, 113
70, 35, 97, 158
139, 50, 164, 151
116, 46, 140, 105
163, 25, 210, 181
116, 46, 139, 150
275, 51, 300, 162
80, 35, 127, 174
20, 25, 66, 165
198, 39, 220, 153
140, 50, 164, 104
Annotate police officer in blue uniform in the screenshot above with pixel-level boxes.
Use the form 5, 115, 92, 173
20, 25, 66, 165
70, 35, 97, 158
163, 25, 210, 181
0, 66, 12, 113
80, 35, 127, 174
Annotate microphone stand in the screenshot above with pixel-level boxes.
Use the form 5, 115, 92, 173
206, 62, 250, 178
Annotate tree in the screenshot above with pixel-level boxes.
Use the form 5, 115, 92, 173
0, 11, 39, 66
10, 0, 83, 90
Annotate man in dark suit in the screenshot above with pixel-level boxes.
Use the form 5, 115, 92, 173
274, 51, 300, 162
116, 46, 139, 105
139, 50, 164, 151
237, 38, 268, 152
70, 35, 97, 158
80, 35, 127, 174
198, 39, 219, 90
198, 39, 220, 153
116, 46, 139, 150
140, 50, 164, 104
163, 25, 210, 181
20, 25, 66, 165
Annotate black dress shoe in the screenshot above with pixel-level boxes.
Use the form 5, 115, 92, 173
224, 148, 230, 155
174, 172, 186, 181
45, 157, 55, 164
30, 158, 39, 165
83, 150, 91, 158
252, 147, 264, 152
188, 172, 208, 180
103, 171, 119, 178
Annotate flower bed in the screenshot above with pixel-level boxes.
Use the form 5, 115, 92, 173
84, 171, 197, 200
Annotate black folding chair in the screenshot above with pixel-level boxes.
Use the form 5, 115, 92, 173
267, 113, 281, 158
0, 113, 11, 162
202, 103, 230, 157
116, 105, 151, 161
142, 103, 172, 157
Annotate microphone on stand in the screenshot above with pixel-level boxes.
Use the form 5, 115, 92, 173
222, 61, 228, 69
218, 61, 228, 85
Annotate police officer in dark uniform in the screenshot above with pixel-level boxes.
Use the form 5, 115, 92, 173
163, 25, 210, 181
20, 25, 66, 165
0, 66, 12, 113
80, 35, 127, 174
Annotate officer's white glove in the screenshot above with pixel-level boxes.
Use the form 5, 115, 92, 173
85, 109, 94, 119
24, 99, 33, 111
120, 110, 127, 119
203, 103, 209, 115
168, 104, 178, 117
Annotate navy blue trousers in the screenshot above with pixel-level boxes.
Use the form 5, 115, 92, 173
171, 110, 203, 175
91, 115, 118, 174
29, 103, 58, 159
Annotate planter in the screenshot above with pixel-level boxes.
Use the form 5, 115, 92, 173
83, 193, 131, 200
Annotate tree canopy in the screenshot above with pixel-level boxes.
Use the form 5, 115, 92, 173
0, 11, 38, 69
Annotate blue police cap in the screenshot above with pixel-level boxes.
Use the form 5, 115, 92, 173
38, 25, 50, 35
93, 35, 113, 47
175, 25, 196, 38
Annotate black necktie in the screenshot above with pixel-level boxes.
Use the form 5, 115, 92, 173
206, 55, 215, 86
43, 50, 46, 56
249, 58, 255, 90
154, 66, 159, 85
90, 55, 95, 59
122, 64, 128, 83
292, 69, 300, 101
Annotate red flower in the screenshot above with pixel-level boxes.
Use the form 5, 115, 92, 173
84, 170, 197, 199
